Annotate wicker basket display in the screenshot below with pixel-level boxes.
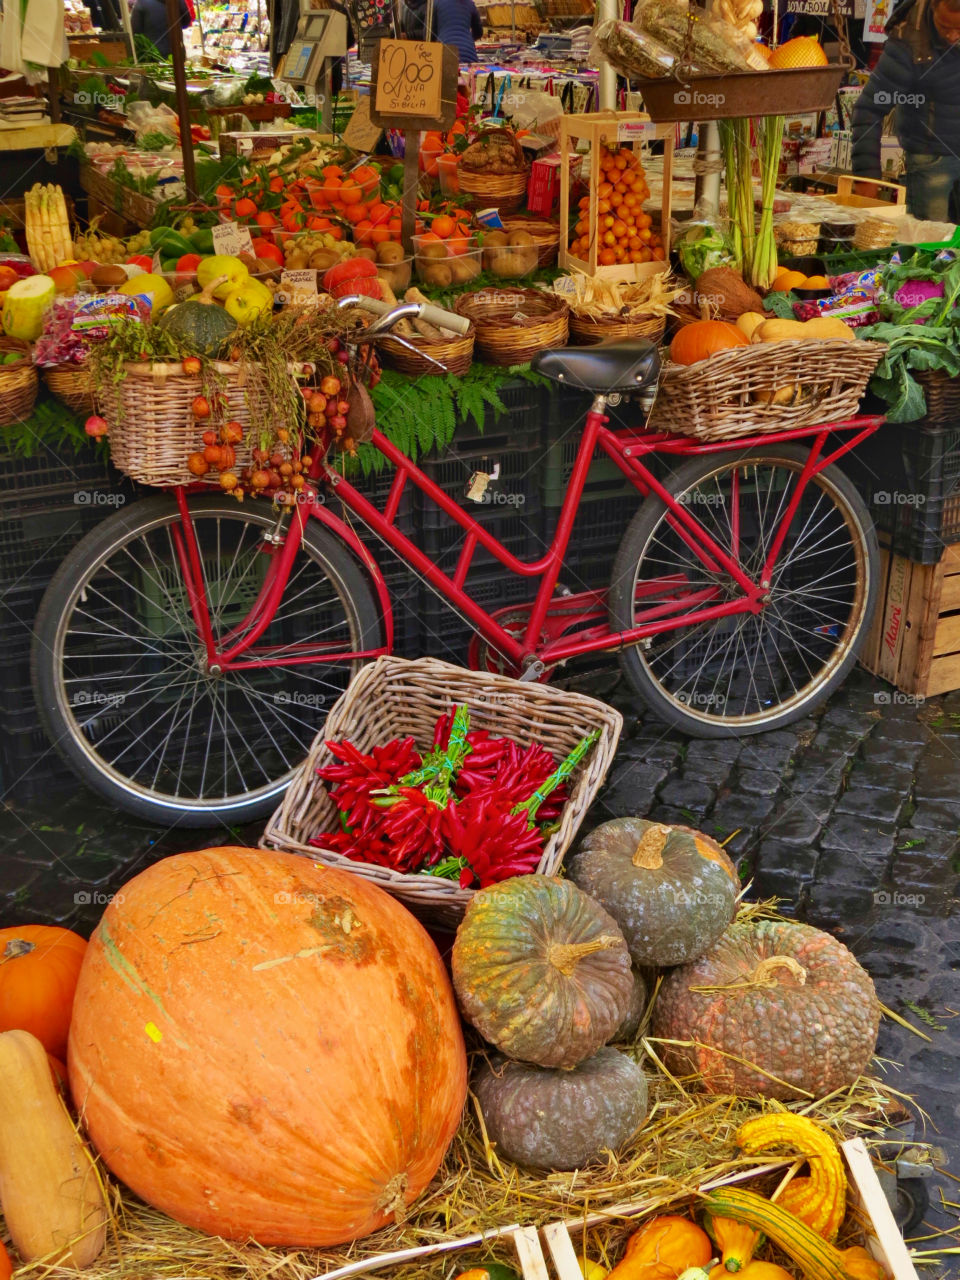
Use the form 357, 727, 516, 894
44, 362, 96, 415
456, 129, 530, 214
99, 360, 273, 487
379, 326, 475, 377
569, 312, 666, 346
499, 217, 561, 266
648, 338, 887, 441
455, 287, 569, 365
916, 369, 960, 428
261, 655, 623, 928
0, 338, 38, 427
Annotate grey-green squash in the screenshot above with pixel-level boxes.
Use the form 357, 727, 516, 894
611, 966, 648, 1043
451, 876, 633, 1069
568, 818, 739, 967
474, 1047, 649, 1171
156, 281, 237, 354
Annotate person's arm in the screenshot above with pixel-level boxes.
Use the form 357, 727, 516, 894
179, 0, 191, 26
850, 38, 915, 179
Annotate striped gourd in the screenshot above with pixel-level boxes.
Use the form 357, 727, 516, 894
736, 1114, 847, 1240
702, 1189, 858, 1280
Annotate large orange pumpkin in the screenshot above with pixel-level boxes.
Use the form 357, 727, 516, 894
0, 925, 86, 1059
669, 320, 748, 365
67, 847, 467, 1247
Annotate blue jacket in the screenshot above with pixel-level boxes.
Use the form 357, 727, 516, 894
131, 0, 190, 56
852, 6, 960, 179
434, 0, 483, 62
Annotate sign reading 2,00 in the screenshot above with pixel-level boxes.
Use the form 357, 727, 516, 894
375, 40, 442, 118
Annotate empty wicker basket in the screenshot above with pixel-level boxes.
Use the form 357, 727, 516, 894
261, 655, 623, 928
0, 338, 37, 427
455, 287, 569, 364
44, 362, 96, 415
379, 325, 475, 377
569, 312, 666, 346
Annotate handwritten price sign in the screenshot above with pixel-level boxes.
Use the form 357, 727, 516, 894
370, 39, 457, 131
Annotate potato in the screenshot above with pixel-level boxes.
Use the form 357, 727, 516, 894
308, 249, 338, 271
507, 229, 535, 247
420, 262, 453, 287
484, 230, 509, 247
448, 254, 481, 283
376, 241, 405, 264
378, 260, 412, 292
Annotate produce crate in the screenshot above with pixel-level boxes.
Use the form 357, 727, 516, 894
79, 163, 161, 230
842, 418, 960, 564
0, 487, 115, 582
779, 247, 891, 277
542, 491, 644, 584
859, 535, 960, 697
262, 655, 623, 928
558, 111, 673, 283
419, 563, 536, 664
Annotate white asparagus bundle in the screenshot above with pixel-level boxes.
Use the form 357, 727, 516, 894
23, 183, 72, 272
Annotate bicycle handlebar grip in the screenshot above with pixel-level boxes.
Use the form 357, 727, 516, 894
417, 304, 470, 337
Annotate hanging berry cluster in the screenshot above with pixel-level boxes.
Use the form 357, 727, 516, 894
310, 706, 599, 889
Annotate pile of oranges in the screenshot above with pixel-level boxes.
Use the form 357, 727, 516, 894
568, 145, 665, 267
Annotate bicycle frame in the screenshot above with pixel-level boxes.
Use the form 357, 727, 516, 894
170, 406, 884, 677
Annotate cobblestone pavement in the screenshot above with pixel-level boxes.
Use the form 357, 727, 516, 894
1, 663, 958, 1269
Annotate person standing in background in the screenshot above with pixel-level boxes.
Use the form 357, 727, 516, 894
401, 0, 482, 61
851, 0, 960, 219
130, 0, 192, 56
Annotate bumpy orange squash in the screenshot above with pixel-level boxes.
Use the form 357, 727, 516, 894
608, 1215, 712, 1280
68, 847, 467, 1247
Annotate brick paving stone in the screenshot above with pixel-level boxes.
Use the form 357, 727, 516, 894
737, 768, 782, 796
871, 718, 930, 745
754, 837, 820, 882
805, 878, 877, 921
763, 807, 824, 846
709, 793, 776, 845
737, 740, 797, 772
657, 778, 715, 814
598, 759, 669, 817
859, 735, 926, 766
846, 759, 916, 791
785, 765, 847, 797
820, 705, 881, 735
618, 736, 685, 766
681, 758, 735, 786
775, 788, 837, 822
907, 801, 960, 832
684, 739, 743, 765
810, 728, 864, 757
819, 813, 898, 861
0, 859, 40, 901
647, 804, 702, 826
753, 868, 806, 908
835, 785, 909, 826
914, 769, 960, 804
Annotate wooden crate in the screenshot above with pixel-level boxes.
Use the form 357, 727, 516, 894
79, 164, 161, 231
827, 174, 908, 219
558, 111, 673, 283
860, 536, 960, 697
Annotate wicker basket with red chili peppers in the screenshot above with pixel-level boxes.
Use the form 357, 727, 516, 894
261, 655, 624, 926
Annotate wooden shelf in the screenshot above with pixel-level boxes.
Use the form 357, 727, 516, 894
0, 123, 76, 152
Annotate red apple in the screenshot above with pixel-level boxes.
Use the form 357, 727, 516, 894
48, 263, 87, 295
74, 260, 99, 279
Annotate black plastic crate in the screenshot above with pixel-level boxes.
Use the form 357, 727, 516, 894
542, 492, 643, 575
418, 568, 537, 665
0, 487, 116, 583
0, 706, 74, 804
840, 419, 960, 564
0, 440, 112, 502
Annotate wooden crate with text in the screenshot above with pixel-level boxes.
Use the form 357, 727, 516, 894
558, 111, 673, 282
860, 535, 960, 697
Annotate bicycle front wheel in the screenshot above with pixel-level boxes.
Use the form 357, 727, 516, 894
609, 445, 878, 736
32, 495, 382, 826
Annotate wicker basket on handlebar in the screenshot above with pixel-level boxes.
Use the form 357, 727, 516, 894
454, 287, 568, 364
648, 338, 887, 441
379, 323, 475, 377
98, 360, 272, 487
261, 655, 623, 929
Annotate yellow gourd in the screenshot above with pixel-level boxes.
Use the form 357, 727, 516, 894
751, 318, 809, 343
702, 1188, 853, 1280
0, 1029, 107, 1267
736, 1114, 846, 1241
709, 1264, 794, 1280
839, 1246, 889, 1279
704, 1216, 763, 1272
801, 317, 855, 341
736, 311, 767, 340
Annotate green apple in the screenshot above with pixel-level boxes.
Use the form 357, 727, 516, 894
196, 254, 249, 299
221, 278, 273, 326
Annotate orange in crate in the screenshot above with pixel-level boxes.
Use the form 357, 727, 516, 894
559, 112, 673, 282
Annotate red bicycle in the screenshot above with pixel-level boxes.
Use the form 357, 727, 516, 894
32, 297, 882, 825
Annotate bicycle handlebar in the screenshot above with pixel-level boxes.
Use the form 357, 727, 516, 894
338, 293, 471, 338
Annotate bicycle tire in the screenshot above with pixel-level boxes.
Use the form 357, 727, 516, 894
609, 444, 878, 737
32, 494, 382, 826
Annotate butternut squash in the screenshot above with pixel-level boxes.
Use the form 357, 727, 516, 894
801, 317, 854, 342
736, 312, 767, 340
751, 319, 808, 343
0, 1029, 107, 1267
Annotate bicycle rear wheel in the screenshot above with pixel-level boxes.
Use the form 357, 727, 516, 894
609, 444, 878, 736
32, 495, 382, 826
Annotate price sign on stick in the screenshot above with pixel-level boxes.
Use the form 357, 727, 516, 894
370, 39, 458, 132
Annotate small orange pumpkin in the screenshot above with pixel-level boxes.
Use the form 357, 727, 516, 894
709, 1264, 793, 1280
0, 925, 86, 1060
0, 1241, 12, 1280
608, 1215, 713, 1280
669, 321, 748, 366
839, 1246, 888, 1280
